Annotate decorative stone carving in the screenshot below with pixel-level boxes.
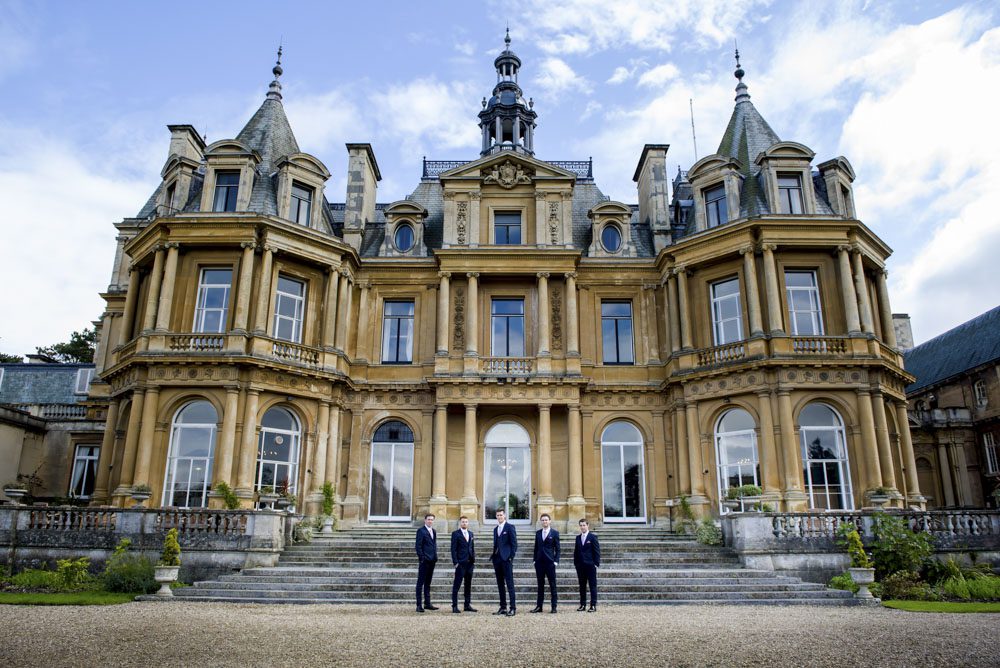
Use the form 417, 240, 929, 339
453, 288, 465, 349
548, 202, 560, 244
456, 201, 468, 245
483, 159, 533, 189
551, 287, 563, 351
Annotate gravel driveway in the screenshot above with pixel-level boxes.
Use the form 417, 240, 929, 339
1, 602, 997, 667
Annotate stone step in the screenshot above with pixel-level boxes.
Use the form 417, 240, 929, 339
193, 581, 829, 593
217, 574, 812, 586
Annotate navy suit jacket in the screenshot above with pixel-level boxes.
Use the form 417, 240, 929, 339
415, 526, 438, 562
573, 532, 600, 567
492, 523, 518, 562
451, 528, 475, 565
533, 528, 560, 564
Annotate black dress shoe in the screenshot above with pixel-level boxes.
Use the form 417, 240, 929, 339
425, 604, 439, 611
452, 607, 461, 614
464, 606, 478, 613
577, 605, 586, 612
416, 607, 425, 613
507, 608, 516, 617
588, 605, 596, 612
550, 608, 557, 614
493, 608, 508, 616
530, 606, 543, 613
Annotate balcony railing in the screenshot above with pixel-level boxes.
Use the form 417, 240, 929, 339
270, 339, 321, 367
422, 157, 593, 179
168, 334, 226, 352
483, 357, 533, 375
791, 336, 849, 355
10, 404, 88, 419
696, 341, 747, 366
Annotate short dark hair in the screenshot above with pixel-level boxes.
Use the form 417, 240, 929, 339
496, 508, 506, 515
425, 513, 435, 520
459, 515, 468, 521
540, 513, 551, 520
578, 518, 589, 525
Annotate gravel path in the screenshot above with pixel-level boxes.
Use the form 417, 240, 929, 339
1, 602, 998, 667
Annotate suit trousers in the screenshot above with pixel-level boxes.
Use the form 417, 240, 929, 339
576, 564, 597, 606
492, 558, 516, 610
451, 561, 474, 608
534, 561, 558, 608
416, 559, 436, 607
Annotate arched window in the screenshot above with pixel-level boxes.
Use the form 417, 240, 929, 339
369, 420, 414, 521
714, 408, 760, 512
163, 401, 218, 508
601, 421, 646, 522
799, 403, 853, 510
484, 422, 531, 524
256, 407, 301, 495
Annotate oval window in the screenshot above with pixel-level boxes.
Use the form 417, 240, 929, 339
394, 224, 414, 252
601, 224, 622, 252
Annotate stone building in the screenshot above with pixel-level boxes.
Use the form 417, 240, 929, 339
81, 39, 921, 528
904, 306, 1000, 509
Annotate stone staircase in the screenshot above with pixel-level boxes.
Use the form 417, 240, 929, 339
173, 525, 857, 605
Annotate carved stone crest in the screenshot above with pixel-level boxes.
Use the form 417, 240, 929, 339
548, 202, 560, 244
483, 159, 533, 189
456, 201, 468, 245
551, 288, 563, 351
453, 288, 465, 349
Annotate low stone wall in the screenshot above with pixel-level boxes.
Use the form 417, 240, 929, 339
721, 510, 1000, 583
0, 506, 288, 581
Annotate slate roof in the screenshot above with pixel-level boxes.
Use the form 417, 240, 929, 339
0, 364, 94, 405
235, 98, 300, 218
903, 305, 1000, 393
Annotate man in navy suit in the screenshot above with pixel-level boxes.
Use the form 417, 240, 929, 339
414, 513, 439, 613
490, 508, 518, 616
573, 518, 600, 612
531, 513, 560, 613
450, 515, 477, 613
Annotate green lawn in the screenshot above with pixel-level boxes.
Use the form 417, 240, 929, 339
883, 600, 1000, 613
0, 591, 137, 606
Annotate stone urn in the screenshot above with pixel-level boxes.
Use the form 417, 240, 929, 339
740, 496, 763, 512
3, 487, 28, 504
321, 516, 335, 535
868, 494, 890, 509
848, 567, 876, 600
257, 493, 279, 509
130, 490, 152, 508
154, 565, 180, 597
722, 499, 740, 512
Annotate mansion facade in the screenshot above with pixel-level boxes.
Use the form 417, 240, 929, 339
79, 40, 921, 528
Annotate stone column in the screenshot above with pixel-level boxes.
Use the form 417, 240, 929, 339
232, 242, 256, 332
852, 247, 875, 333
756, 391, 781, 493
952, 442, 972, 506
462, 404, 478, 505
875, 270, 898, 347
325, 405, 342, 497
871, 391, 898, 491
356, 282, 372, 361
685, 401, 705, 497
116, 389, 145, 491
235, 390, 260, 494
154, 242, 179, 331
537, 272, 550, 355
741, 246, 764, 336
893, 401, 923, 504
334, 269, 353, 351
92, 400, 120, 501
936, 438, 956, 506
253, 246, 274, 334
465, 273, 479, 356
431, 404, 448, 501
674, 403, 690, 495
313, 401, 330, 493
857, 390, 883, 494
667, 275, 681, 354
676, 268, 693, 349
320, 267, 339, 348
131, 387, 161, 486
565, 273, 579, 356
535, 192, 547, 247
761, 243, 784, 335
469, 191, 481, 247
214, 386, 240, 488
837, 245, 862, 334
568, 405, 584, 502
141, 247, 165, 332
644, 285, 660, 363
119, 267, 140, 346
437, 272, 451, 354
538, 403, 553, 505
777, 390, 803, 494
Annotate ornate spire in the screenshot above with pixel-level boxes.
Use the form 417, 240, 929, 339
504, 25, 511, 49
266, 45, 283, 102
733, 44, 750, 103
478, 29, 537, 156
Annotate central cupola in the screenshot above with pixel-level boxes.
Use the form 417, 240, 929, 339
478, 29, 537, 156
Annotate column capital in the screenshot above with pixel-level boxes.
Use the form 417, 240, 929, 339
850, 242, 864, 254
836, 243, 852, 254
240, 241, 257, 251
246, 388, 261, 397
739, 245, 756, 256
535, 191, 548, 201
879, 268, 889, 279
759, 242, 777, 253
538, 403, 552, 411
672, 266, 688, 277
564, 271, 577, 280
642, 283, 658, 291
339, 267, 352, 279
469, 190, 481, 200
261, 243, 276, 254
466, 272, 480, 279
568, 403, 582, 413
356, 280, 372, 290
442, 191, 456, 201
560, 191, 572, 201
755, 389, 773, 399
224, 385, 240, 395
536, 271, 550, 279
854, 387, 871, 397
163, 241, 180, 250
438, 271, 451, 279
464, 403, 477, 412
435, 402, 448, 410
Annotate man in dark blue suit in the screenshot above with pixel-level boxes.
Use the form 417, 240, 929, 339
490, 508, 518, 616
450, 515, 477, 613
573, 518, 600, 612
531, 513, 560, 613
414, 513, 439, 613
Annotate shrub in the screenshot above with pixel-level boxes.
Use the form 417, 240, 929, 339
828, 572, 858, 593
293, 522, 314, 544
56, 557, 92, 589
880, 570, 938, 601
131, 483, 151, 494
870, 513, 933, 579
321, 481, 335, 517
9, 568, 62, 591
965, 575, 1000, 601
941, 576, 971, 601
159, 528, 181, 566
100, 539, 156, 594
838, 528, 873, 569
695, 518, 722, 546
213, 481, 241, 510
725, 485, 763, 500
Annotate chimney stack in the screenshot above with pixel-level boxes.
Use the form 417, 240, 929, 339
633, 144, 671, 251
343, 143, 382, 251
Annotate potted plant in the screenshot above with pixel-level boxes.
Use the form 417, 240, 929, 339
722, 488, 741, 512
730, 484, 763, 512
256, 485, 278, 509
839, 524, 876, 600
867, 486, 891, 509
154, 528, 181, 597
320, 481, 336, 534
2, 481, 28, 504
130, 483, 152, 507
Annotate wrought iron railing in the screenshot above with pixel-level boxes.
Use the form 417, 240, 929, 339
422, 157, 593, 179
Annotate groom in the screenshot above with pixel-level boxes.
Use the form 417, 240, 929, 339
490, 508, 518, 616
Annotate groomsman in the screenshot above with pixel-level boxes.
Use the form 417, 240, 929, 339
490, 508, 518, 616
531, 513, 560, 613
573, 518, 600, 612
450, 516, 477, 613
414, 513, 438, 613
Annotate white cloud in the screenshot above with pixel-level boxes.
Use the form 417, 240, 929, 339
285, 88, 367, 155
454, 41, 476, 57
370, 78, 482, 157
581, 100, 603, 120
607, 66, 634, 85
532, 57, 592, 97
637, 63, 680, 88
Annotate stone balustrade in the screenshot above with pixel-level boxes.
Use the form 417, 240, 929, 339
482, 357, 533, 375
790, 336, 848, 355
696, 341, 747, 366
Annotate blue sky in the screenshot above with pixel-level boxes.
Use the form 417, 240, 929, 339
1, 0, 998, 356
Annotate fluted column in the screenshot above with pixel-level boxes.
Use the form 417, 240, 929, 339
565, 272, 579, 356
141, 247, 165, 332
232, 242, 256, 332
437, 272, 451, 354
685, 401, 705, 496
322, 268, 340, 348
894, 400, 923, 503
852, 246, 875, 333
131, 387, 161, 486
676, 268, 693, 349
568, 405, 584, 502
667, 274, 681, 354
537, 272, 551, 355
761, 243, 784, 334
252, 246, 274, 334
325, 405, 342, 494
334, 269, 353, 351
235, 390, 260, 492
756, 391, 781, 493
313, 401, 330, 492
777, 390, 802, 493
837, 245, 862, 334
154, 242, 179, 331
875, 270, 897, 347
741, 246, 764, 336
119, 267, 140, 346
465, 273, 479, 356
213, 386, 240, 488
871, 391, 898, 490
92, 400, 120, 501
857, 390, 883, 494
952, 443, 972, 506
432, 404, 448, 500
356, 282, 372, 360
463, 404, 478, 502
538, 403, 553, 502
117, 389, 145, 490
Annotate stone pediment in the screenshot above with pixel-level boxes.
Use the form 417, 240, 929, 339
438, 152, 577, 185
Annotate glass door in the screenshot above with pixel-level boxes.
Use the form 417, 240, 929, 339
484, 446, 531, 524
369, 421, 414, 521
601, 422, 646, 523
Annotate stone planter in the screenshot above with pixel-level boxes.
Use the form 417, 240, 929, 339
130, 491, 151, 508
274, 497, 291, 511
154, 565, 180, 597
868, 495, 890, 509
722, 500, 740, 512
740, 496, 763, 512
257, 493, 279, 509
3, 488, 28, 504
848, 567, 876, 600
321, 516, 335, 535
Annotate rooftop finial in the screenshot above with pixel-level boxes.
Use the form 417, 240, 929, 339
734, 41, 744, 81
504, 24, 511, 49
266, 44, 284, 102
273, 44, 283, 79
733, 42, 750, 103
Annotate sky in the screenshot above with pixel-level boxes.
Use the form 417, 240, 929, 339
0, 0, 998, 357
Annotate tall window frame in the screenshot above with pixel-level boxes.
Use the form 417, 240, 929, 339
212, 171, 240, 212
714, 409, 760, 513
704, 183, 728, 228
75, 368, 95, 394
983, 432, 998, 474
290, 182, 313, 226
600, 421, 647, 522
799, 403, 854, 510
974, 380, 988, 408
68, 444, 100, 499
381, 300, 415, 364
711, 277, 743, 345
494, 212, 522, 245
162, 401, 217, 508
369, 420, 415, 521
193, 268, 233, 334
491, 298, 525, 357
785, 270, 824, 335
273, 275, 306, 343
601, 301, 634, 365
777, 173, 804, 214
255, 407, 301, 497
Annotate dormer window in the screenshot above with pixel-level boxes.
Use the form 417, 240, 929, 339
290, 182, 312, 225
705, 184, 728, 228
601, 224, 623, 253
778, 173, 804, 214
213, 171, 240, 212
394, 224, 415, 252
495, 212, 522, 244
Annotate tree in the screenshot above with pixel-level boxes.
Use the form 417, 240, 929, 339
0, 351, 23, 363
35, 328, 97, 363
